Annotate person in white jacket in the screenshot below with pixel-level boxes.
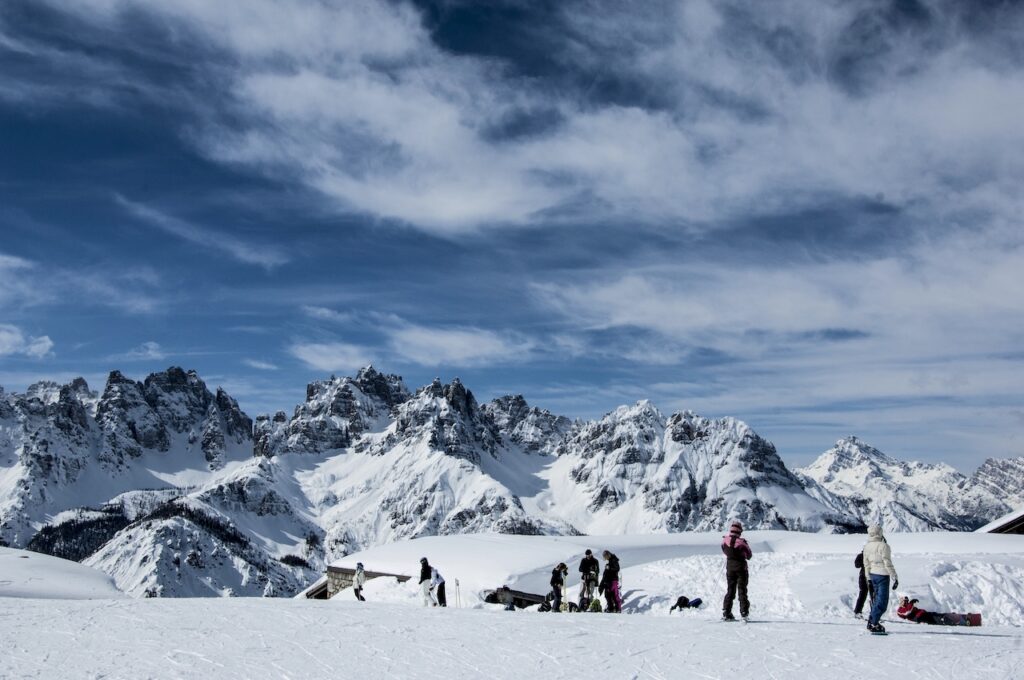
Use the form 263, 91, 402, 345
862, 524, 898, 633
430, 566, 447, 607
353, 562, 366, 601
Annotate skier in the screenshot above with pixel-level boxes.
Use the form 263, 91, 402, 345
353, 562, 366, 601
578, 549, 600, 609
721, 520, 752, 621
549, 562, 568, 612
599, 550, 622, 612
853, 552, 872, 618
419, 557, 436, 607
431, 564, 447, 607
896, 596, 982, 627
669, 595, 703, 613
862, 524, 898, 634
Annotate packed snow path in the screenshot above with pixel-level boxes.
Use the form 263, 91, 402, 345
1, 598, 1021, 680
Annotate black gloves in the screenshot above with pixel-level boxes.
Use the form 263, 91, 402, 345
892, 579, 899, 590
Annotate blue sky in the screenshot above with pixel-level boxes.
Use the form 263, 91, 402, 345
2, 0, 1023, 471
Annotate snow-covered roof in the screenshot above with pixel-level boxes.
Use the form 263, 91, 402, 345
975, 506, 1024, 533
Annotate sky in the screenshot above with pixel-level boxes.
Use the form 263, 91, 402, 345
1, 0, 1023, 472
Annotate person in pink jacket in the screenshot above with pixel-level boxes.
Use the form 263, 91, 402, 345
721, 521, 752, 621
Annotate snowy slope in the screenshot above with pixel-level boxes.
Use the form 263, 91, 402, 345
325, 531, 1024, 627
3, 532, 1024, 680
0, 546, 123, 599
798, 436, 1009, 532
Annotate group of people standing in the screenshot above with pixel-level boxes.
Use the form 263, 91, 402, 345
548, 549, 623, 612
350, 558, 447, 606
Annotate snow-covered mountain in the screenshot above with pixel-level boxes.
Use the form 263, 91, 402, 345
2, 366, 1019, 598
797, 436, 1014, 532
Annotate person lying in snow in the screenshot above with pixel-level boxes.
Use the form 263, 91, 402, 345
896, 597, 982, 626
669, 596, 703, 613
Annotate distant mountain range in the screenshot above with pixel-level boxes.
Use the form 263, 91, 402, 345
2, 366, 1021, 597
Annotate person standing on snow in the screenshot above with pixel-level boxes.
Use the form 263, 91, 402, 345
862, 524, 898, 634
419, 557, 437, 607
599, 550, 622, 612
853, 552, 872, 618
353, 562, 366, 601
578, 549, 600, 609
721, 521, 752, 621
549, 562, 568, 612
431, 565, 447, 607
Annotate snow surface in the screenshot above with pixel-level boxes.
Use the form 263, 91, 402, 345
0, 546, 123, 599
3, 533, 1024, 679
976, 505, 1024, 533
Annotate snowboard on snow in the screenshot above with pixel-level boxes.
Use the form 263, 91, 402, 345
938, 613, 982, 626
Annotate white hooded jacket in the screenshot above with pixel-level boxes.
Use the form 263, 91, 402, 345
862, 525, 898, 580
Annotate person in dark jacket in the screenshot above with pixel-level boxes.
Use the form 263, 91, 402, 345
853, 552, 873, 618
598, 550, 622, 612
578, 549, 600, 608
721, 521, 752, 620
549, 563, 568, 612
419, 557, 436, 607
669, 595, 702, 613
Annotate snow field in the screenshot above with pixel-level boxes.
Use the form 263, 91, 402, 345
327, 532, 1024, 626
1, 597, 1021, 680
0, 547, 123, 599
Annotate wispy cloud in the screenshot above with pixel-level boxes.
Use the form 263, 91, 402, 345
242, 358, 278, 371
386, 322, 534, 367
0, 324, 54, 358
301, 306, 353, 323
116, 196, 289, 269
288, 341, 372, 373
119, 341, 166, 361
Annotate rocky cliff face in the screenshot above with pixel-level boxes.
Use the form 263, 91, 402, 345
798, 436, 1012, 532
3, 367, 1020, 598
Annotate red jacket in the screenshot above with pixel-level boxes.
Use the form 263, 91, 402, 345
897, 599, 928, 623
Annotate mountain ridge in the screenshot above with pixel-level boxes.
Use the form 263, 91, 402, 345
2, 366, 1019, 597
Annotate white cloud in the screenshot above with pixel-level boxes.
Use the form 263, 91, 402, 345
0, 325, 54, 358
242, 358, 278, 371
387, 323, 534, 366
121, 341, 166, 361
116, 196, 289, 269
301, 306, 352, 323
33, 1, 1024, 235
288, 341, 371, 372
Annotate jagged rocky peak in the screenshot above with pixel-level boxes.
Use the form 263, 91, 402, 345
257, 367, 410, 456
381, 376, 498, 464
484, 395, 572, 455
971, 457, 1024, 508
561, 400, 666, 462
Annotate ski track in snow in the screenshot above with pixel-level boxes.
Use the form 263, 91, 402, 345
1, 598, 1022, 680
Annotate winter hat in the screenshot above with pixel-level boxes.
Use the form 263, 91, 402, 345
729, 521, 743, 536
585, 549, 592, 556
356, 562, 364, 569
420, 557, 428, 563
868, 525, 884, 539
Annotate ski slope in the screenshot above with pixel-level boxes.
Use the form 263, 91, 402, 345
0, 546, 123, 599
3, 532, 1023, 679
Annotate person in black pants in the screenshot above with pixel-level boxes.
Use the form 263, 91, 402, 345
721, 521, 752, 620
853, 552, 873, 618
578, 550, 600, 608
549, 563, 568, 612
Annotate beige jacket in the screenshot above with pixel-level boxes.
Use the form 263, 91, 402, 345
862, 525, 898, 580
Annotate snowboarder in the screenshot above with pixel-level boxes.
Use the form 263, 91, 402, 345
431, 565, 447, 607
550, 562, 568, 612
669, 596, 703, 613
853, 552, 872, 618
353, 562, 366, 601
419, 557, 436, 607
721, 520, 752, 621
862, 524, 898, 634
599, 550, 622, 612
896, 597, 981, 626
578, 549, 600, 609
